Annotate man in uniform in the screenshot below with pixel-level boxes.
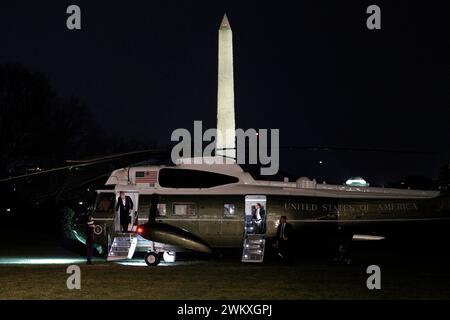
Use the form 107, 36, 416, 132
86, 215, 95, 265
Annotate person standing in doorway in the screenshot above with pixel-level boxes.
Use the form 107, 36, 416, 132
116, 191, 133, 232
255, 203, 266, 234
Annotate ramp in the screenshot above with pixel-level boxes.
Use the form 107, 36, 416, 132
241, 234, 265, 263
107, 234, 138, 261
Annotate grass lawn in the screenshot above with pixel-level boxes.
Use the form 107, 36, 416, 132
1, 258, 449, 300
0, 231, 449, 300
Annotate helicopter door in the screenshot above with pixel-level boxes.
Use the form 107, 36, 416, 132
242, 195, 267, 263
115, 192, 139, 232
244, 195, 267, 235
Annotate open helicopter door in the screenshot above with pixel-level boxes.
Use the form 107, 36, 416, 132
114, 191, 139, 232
108, 191, 140, 261
242, 195, 267, 263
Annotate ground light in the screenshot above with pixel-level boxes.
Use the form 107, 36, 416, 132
0, 258, 86, 265
0, 256, 200, 267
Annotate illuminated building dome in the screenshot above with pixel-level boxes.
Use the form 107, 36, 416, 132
345, 177, 369, 187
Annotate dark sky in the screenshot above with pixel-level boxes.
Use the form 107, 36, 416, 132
1, 0, 449, 184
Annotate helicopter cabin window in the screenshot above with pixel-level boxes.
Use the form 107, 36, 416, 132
223, 204, 236, 217
136, 195, 166, 217
157, 203, 167, 216
158, 168, 239, 188
173, 203, 196, 216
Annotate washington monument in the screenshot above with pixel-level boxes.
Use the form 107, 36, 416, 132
171, 14, 278, 173
216, 14, 236, 159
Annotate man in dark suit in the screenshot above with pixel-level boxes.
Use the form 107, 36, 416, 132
276, 216, 293, 263
116, 191, 133, 232
255, 203, 266, 234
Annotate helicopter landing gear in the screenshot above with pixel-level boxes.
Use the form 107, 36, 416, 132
144, 251, 160, 266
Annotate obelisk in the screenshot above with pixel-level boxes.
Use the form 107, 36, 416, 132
216, 14, 236, 160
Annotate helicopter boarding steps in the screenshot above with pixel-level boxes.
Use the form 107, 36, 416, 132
107, 233, 138, 261
241, 234, 266, 263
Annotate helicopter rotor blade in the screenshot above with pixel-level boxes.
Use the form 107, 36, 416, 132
0, 148, 169, 183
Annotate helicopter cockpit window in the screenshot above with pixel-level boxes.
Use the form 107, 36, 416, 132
224, 204, 236, 217
95, 193, 114, 214
158, 169, 239, 188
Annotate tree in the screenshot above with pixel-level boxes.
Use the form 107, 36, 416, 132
0, 64, 105, 177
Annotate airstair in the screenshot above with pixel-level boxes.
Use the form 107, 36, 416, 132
107, 233, 138, 261
241, 234, 265, 263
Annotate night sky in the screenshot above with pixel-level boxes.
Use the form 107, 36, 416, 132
1, 0, 449, 185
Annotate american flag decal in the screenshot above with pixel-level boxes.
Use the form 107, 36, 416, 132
135, 171, 158, 184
